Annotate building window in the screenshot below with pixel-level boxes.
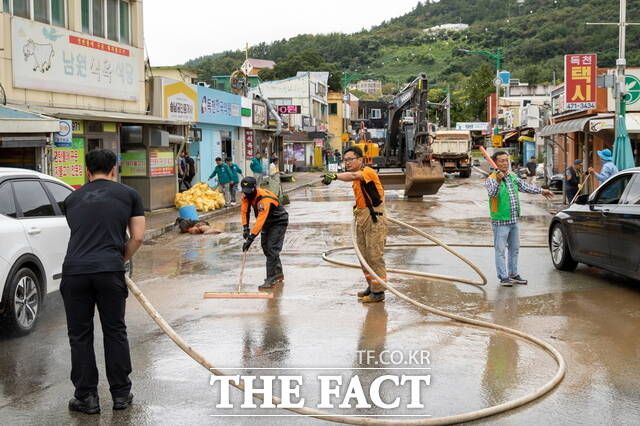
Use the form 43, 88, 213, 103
81, 0, 89, 32
12, 0, 30, 18
119, 0, 130, 44
106, 0, 117, 41
81, 0, 130, 43
92, 0, 104, 37
51, 0, 64, 26
4, 0, 66, 27
370, 109, 382, 119
329, 103, 338, 115
34, 0, 49, 23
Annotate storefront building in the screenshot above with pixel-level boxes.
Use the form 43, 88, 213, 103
189, 86, 243, 185
0, 0, 186, 205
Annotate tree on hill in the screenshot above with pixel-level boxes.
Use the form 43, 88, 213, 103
463, 62, 495, 121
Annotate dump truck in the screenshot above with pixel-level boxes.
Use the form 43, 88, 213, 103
431, 130, 473, 178
373, 73, 445, 196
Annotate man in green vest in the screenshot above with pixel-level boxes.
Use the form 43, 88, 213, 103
208, 157, 233, 207
486, 151, 554, 286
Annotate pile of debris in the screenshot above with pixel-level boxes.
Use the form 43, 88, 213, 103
174, 182, 225, 212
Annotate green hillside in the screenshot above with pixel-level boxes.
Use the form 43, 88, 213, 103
185, 0, 640, 122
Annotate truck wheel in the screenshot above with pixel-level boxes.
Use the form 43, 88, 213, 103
459, 169, 471, 178
1, 268, 42, 335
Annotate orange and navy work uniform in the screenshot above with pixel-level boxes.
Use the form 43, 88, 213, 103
352, 166, 385, 210
352, 167, 387, 293
241, 188, 288, 237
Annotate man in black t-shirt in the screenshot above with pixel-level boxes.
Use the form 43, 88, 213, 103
61, 149, 145, 415
564, 159, 583, 203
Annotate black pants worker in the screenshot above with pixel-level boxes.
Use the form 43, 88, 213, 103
60, 272, 132, 400
261, 223, 287, 280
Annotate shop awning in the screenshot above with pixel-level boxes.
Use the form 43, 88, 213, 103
538, 114, 613, 137
0, 105, 60, 133
26, 106, 185, 126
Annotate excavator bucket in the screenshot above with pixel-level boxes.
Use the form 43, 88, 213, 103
378, 170, 407, 189
404, 161, 445, 196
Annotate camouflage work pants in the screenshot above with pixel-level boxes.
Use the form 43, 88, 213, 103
355, 204, 387, 293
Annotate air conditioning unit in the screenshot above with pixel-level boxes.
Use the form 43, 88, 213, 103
149, 128, 169, 147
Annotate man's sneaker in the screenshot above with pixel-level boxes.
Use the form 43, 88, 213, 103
113, 393, 133, 410
361, 292, 385, 303
357, 287, 371, 298
69, 393, 100, 415
500, 277, 514, 287
509, 275, 528, 285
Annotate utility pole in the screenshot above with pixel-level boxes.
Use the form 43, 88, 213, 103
587, 0, 640, 129
446, 85, 451, 129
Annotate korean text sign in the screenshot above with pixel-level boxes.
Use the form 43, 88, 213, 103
11, 17, 141, 101
52, 138, 85, 188
565, 54, 597, 110
245, 130, 254, 157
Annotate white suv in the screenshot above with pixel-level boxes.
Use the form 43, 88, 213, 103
0, 168, 73, 334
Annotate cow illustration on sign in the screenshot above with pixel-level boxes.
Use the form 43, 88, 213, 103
23, 39, 55, 73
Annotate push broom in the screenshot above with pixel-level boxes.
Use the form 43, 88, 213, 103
203, 250, 274, 299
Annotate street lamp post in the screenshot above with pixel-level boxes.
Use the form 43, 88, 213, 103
340, 72, 370, 144
459, 48, 505, 135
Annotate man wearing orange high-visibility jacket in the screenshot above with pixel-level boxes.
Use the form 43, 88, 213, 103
240, 176, 289, 290
322, 146, 387, 303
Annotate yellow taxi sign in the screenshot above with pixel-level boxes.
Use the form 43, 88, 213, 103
491, 135, 503, 147
341, 133, 349, 142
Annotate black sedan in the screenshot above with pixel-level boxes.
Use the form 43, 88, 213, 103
548, 168, 640, 281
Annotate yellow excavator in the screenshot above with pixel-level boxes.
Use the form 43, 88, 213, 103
373, 73, 445, 196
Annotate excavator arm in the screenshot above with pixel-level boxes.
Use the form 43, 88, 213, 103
378, 73, 444, 196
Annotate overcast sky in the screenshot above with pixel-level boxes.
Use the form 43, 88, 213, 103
144, 0, 422, 66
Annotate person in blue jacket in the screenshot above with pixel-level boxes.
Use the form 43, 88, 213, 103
588, 149, 619, 183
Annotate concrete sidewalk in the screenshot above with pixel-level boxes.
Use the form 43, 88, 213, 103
143, 172, 320, 240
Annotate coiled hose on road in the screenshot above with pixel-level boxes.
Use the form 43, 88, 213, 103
124, 215, 565, 424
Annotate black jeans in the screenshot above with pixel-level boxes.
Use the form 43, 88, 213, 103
261, 223, 288, 279
60, 272, 132, 399
566, 186, 578, 203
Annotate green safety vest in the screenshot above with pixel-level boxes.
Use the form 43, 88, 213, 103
488, 173, 520, 221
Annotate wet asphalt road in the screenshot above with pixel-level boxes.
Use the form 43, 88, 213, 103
1, 171, 639, 425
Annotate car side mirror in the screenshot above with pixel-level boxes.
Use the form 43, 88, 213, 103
575, 194, 589, 205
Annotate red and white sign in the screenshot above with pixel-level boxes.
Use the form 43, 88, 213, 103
565, 54, 597, 110
277, 105, 302, 114
245, 129, 254, 157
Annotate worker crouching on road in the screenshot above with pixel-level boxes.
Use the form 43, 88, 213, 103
322, 146, 387, 303
240, 176, 289, 290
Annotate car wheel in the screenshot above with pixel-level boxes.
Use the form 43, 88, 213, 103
550, 224, 578, 271
1, 268, 41, 334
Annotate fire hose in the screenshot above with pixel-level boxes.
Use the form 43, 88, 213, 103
124, 216, 565, 424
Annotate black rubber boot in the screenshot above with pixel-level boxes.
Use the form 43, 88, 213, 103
357, 287, 371, 298
361, 292, 385, 303
259, 274, 283, 290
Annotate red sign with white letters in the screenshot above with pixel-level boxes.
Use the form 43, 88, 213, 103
565, 54, 597, 110
277, 105, 302, 114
